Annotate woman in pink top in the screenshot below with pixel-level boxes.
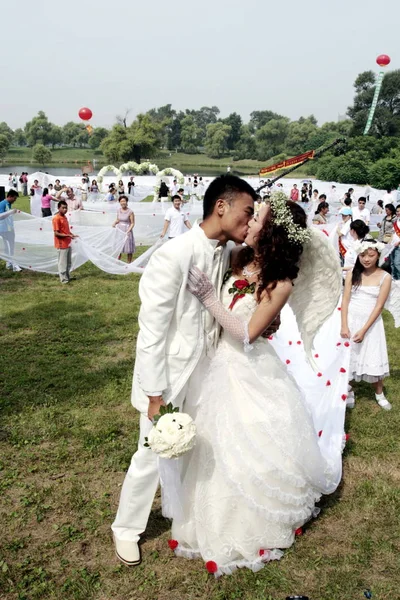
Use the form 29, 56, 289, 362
41, 187, 57, 218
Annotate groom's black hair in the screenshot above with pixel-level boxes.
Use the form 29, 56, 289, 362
203, 174, 257, 220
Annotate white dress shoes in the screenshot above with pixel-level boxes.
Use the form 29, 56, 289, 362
114, 536, 141, 566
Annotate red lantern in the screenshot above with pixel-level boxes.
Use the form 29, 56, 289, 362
78, 107, 93, 121
376, 54, 391, 68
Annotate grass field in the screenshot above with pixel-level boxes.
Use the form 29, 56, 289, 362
0, 199, 399, 600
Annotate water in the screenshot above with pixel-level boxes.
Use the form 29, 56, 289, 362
0, 166, 88, 177
0, 165, 254, 177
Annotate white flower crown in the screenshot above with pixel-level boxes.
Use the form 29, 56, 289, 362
353, 240, 386, 255
269, 191, 311, 245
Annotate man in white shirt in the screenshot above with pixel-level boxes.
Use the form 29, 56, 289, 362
382, 189, 394, 204
160, 195, 191, 239
352, 197, 370, 225
171, 179, 178, 196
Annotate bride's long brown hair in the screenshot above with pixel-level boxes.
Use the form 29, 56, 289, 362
235, 201, 308, 301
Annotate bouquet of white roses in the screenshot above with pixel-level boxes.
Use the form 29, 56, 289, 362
144, 403, 197, 459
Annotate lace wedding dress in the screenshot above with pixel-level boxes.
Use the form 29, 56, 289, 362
169, 275, 348, 576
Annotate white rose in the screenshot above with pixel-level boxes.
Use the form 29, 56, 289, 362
147, 413, 197, 459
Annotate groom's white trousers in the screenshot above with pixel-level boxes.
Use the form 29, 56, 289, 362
111, 382, 195, 542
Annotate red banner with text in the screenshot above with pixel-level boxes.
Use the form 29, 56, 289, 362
259, 150, 315, 176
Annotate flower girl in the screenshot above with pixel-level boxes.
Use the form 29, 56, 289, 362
341, 240, 392, 410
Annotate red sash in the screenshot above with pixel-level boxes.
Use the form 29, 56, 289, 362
394, 220, 400, 237
339, 238, 347, 257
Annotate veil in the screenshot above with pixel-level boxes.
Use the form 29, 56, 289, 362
288, 227, 342, 368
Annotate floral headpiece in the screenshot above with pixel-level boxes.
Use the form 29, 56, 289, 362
269, 191, 311, 245
353, 240, 385, 255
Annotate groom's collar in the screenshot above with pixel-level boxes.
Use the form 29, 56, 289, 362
194, 222, 221, 250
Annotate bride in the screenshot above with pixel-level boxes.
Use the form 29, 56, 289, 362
164, 195, 347, 576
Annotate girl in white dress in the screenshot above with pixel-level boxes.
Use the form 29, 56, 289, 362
340, 240, 392, 410
166, 197, 348, 576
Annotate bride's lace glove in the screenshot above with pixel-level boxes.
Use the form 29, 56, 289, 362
187, 266, 252, 351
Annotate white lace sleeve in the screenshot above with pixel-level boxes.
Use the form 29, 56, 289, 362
187, 267, 253, 352
288, 228, 342, 367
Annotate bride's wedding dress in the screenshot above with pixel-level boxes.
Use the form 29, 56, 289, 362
168, 274, 349, 576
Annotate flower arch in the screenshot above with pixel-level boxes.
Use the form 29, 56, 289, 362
153, 168, 185, 201
97, 165, 122, 187
119, 161, 159, 175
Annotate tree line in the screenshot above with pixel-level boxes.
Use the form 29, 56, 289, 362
0, 69, 399, 186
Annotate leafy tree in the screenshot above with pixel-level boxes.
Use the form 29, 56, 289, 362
62, 122, 88, 146
24, 111, 53, 146
0, 134, 10, 161
222, 112, 242, 150
101, 115, 162, 163
49, 125, 63, 148
255, 118, 290, 160
88, 127, 109, 150
194, 106, 220, 131
0, 122, 14, 143
317, 151, 371, 184
249, 110, 286, 132
13, 128, 26, 146
285, 118, 318, 155
204, 122, 231, 158
33, 144, 52, 166
232, 125, 257, 160
180, 115, 203, 154
369, 155, 400, 189
347, 69, 400, 137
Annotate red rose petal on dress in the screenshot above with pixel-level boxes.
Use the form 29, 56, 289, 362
289, 341, 292, 345
168, 539, 178, 550
344, 342, 350, 347
295, 528, 303, 536
318, 430, 323, 437
268, 336, 273, 340
205, 560, 218, 573
22, 248, 25, 251
70, 226, 73, 229
326, 380, 331, 386
153, 213, 156, 216
336, 342, 342, 346
297, 341, 301, 345
286, 359, 291, 364
314, 354, 319, 358
317, 372, 322, 377
340, 367, 346, 373
337, 307, 341, 311
39, 227, 42, 231
341, 394, 347, 401
345, 433, 350, 442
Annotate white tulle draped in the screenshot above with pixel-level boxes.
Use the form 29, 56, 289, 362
0, 210, 162, 275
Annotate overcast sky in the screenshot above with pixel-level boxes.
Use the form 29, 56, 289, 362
1, 0, 398, 130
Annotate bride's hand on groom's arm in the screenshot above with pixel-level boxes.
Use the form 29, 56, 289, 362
147, 395, 166, 421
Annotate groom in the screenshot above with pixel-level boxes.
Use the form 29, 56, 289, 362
112, 175, 260, 565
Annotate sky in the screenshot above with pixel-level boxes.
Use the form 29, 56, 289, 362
1, 0, 399, 130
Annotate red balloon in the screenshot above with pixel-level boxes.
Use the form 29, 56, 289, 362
78, 107, 93, 121
376, 54, 391, 68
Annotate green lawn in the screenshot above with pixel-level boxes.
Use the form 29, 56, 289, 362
0, 203, 399, 600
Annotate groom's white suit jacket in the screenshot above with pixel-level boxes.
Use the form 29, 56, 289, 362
132, 224, 232, 414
